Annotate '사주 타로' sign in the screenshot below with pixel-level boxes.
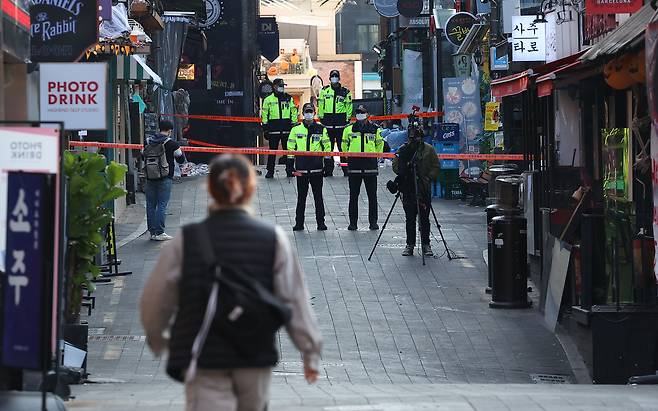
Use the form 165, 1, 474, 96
30, 0, 99, 62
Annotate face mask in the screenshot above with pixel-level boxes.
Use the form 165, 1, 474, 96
330, 77, 339, 84
303, 112, 314, 120
276, 87, 284, 93
356, 113, 367, 121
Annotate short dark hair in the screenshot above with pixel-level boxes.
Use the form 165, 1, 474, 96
159, 120, 174, 132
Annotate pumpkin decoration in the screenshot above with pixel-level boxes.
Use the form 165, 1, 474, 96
628, 50, 646, 84
604, 53, 635, 90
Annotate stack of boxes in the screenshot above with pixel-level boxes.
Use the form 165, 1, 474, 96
432, 123, 462, 199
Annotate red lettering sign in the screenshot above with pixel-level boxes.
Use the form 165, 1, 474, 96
586, 0, 642, 16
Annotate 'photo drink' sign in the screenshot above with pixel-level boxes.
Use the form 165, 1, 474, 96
39, 63, 107, 130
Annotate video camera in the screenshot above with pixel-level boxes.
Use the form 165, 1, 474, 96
386, 106, 425, 195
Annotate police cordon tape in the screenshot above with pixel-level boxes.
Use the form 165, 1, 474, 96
160, 112, 443, 123
68, 141, 525, 161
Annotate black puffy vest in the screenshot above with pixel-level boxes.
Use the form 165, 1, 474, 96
166, 209, 278, 382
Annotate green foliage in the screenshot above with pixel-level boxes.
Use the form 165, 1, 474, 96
63, 151, 127, 323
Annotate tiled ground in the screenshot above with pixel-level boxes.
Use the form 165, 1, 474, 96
65, 166, 611, 410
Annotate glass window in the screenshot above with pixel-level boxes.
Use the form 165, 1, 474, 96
357, 25, 379, 53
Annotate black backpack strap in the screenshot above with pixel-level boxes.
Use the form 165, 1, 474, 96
193, 222, 218, 271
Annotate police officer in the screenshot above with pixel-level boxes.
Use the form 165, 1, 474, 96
318, 70, 352, 177
342, 105, 384, 231
262, 78, 298, 178
392, 117, 440, 256
287, 103, 332, 231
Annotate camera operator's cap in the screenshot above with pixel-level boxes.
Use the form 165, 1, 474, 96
329, 69, 340, 78
355, 105, 368, 114
273, 78, 286, 87
302, 102, 315, 112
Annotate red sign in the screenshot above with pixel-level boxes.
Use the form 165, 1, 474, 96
584, 14, 617, 42
586, 0, 641, 16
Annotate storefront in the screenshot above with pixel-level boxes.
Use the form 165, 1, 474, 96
490, 4, 658, 383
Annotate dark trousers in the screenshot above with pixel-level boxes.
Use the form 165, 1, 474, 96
266, 132, 288, 172
402, 197, 431, 246
326, 127, 347, 174
348, 175, 378, 226
296, 174, 325, 225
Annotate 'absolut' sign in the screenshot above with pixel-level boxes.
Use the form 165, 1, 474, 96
29, 0, 98, 62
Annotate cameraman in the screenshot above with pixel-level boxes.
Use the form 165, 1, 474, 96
392, 119, 440, 257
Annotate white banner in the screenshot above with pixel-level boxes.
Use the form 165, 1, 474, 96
39, 62, 107, 130
511, 16, 546, 62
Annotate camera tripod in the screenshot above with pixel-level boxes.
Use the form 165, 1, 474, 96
368, 146, 462, 265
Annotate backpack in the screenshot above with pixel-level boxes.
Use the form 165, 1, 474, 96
143, 139, 170, 180
183, 223, 292, 382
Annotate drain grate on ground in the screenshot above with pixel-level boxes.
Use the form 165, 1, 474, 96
530, 373, 573, 384
88, 335, 145, 342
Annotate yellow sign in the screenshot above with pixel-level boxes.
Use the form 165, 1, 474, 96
484, 102, 501, 131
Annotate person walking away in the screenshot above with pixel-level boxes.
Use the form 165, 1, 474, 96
287, 103, 332, 231
318, 69, 352, 177
143, 120, 185, 241
392, 119, 440, 256
141, 154, 322, 411
261, 78, 298, 178
342, 105, 384, 231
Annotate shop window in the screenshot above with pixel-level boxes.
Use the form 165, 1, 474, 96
357, 25, 379, 53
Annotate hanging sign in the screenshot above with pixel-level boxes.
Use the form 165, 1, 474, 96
511, 16, 546, 62
585, 0, 642, 16
258, 17, 280, 62
490, 47, 509, 70
445, 12, 476, 47
453, 54, 472, 77
374, 0, 400, 17
2, 172, 53, 370
397, 0, 423, 18
39, 63, 108, 130
30, 0, 99, 62
484, 102, 501, 131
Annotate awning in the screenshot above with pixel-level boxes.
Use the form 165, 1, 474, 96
491, 70, 533, 98
533, 51, 586, 97
115, 55, 163, 85
580, 3, 658, 62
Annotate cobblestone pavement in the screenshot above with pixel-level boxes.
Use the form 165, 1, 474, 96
66, 166, 658, 410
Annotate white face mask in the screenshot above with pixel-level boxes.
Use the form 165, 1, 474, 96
356, 113, 367, 121
330, 77, 339, 84
303, 112, 314, 120
276, 87, 284, 93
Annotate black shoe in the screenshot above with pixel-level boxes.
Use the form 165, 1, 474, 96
347, 224, 357, 231
265, 170, 274, 179
369, 223, 379, 230
317, 223, 328, 231
422, 244, 434, 257
402, 245, 414, 256
292, 224, 304, 231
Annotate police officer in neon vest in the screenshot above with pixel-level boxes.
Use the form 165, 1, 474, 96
341, 105, 384, 231
287, 103, 332, 231
262, 78, 298, 178
318, 70, 352, 177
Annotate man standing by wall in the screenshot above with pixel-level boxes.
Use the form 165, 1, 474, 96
318, 70, 352, 177
342, 105, 383, 231
262, 78, 298, 178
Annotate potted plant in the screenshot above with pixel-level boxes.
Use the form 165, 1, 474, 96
63, 151, 127, 324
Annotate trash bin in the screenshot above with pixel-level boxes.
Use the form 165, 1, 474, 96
488, 164, 518, 203
490, 211, 531, 308
486, 203, 509, 294
496, 174, 524, 208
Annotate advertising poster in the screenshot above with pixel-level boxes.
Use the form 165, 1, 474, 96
442, 77, 482, 150
484, 102, 501, 131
